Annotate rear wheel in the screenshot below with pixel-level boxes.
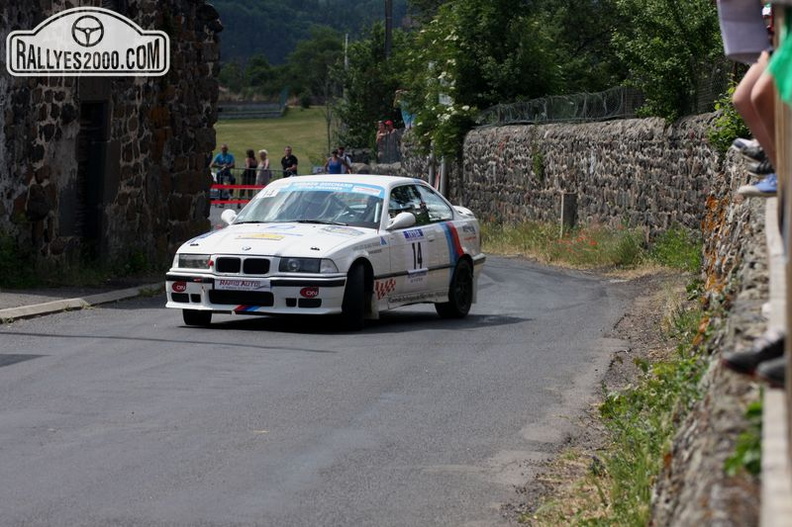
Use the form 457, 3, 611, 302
435, 259, 473, 319
341, 264, 366, 331
183, 309, 212, 326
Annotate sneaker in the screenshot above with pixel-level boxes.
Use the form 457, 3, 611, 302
740, 145, 767, 163
737, 173, 777, 197
721, 328, 785, 375
756, 356, 786, 388
732, 137, 760, 151
748, 158, 774, 176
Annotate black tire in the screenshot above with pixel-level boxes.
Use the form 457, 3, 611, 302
341, 264, 366, 331
435, 259, 474, 319
183, 309, 212, 326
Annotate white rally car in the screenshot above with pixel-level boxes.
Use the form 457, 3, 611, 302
165, 175, 486, 330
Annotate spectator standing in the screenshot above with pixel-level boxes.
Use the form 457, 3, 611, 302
256, 149, 272, 187
281, 146, 299, 178
324, 150, 351, 174
241, 149, 257, 207
211, 144, 236, 198
383, 120, 400, 163
375, 121, 387, 162
337, 146, 353, 173
394, 89, 416, 130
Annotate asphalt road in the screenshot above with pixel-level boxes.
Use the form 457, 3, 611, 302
0, 257, 634, 526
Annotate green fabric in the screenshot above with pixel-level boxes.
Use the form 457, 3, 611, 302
769, 8, 792, 104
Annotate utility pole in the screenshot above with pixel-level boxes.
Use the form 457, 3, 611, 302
385, 0, 392, 58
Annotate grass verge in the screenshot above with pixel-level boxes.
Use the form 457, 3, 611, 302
481, 221, 702, 274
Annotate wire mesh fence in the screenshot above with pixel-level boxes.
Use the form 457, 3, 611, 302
475, 63, 733, 127
475, 87, 646, 127
695, 58, 734, 114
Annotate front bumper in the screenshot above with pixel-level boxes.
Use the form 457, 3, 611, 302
165, 272, 347, 315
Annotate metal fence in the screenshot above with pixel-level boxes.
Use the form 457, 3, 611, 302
217, 102, 285, 120
210, 167, 278, 207
475, 87, 646, 127
694, 58, 733, 115
217, 87, 290, 120
475, 65, 732, 128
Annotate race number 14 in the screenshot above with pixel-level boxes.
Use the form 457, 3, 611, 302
411, 242, 424, 269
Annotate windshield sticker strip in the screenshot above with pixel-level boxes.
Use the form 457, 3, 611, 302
281, 180, 385, 198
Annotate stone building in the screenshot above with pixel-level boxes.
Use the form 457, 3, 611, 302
0, 0, 221, 272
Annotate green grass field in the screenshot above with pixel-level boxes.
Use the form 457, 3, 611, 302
214, 106, 331, 171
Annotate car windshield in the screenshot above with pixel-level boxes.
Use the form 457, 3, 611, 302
234, 181, 385, 229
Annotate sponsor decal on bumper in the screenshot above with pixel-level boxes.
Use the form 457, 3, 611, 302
215, 278, 271, 291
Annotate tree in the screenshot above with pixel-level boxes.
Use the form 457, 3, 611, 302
284, 26, 345, 103
406, 0, 446, 20
537, 0, 629, 94
398, 0, 562, 157
246, 55, 272, 87
218, 60, 246, 93
611, 0, 722, 120
335, 23, 407, 150
336, 0, 721, 159
245, 54, 282, 98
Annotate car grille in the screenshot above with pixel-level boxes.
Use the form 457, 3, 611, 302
215, 257, 271, 275
209, 290, 274, 306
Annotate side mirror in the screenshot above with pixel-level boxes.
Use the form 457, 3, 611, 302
220, 209, 237, 225
453, 205, 474, 217
387, 211, 416, 230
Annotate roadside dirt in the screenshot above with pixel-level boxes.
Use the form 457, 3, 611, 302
502, 269, 690, 524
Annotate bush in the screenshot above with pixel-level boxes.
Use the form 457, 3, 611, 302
707, 84, 751, 155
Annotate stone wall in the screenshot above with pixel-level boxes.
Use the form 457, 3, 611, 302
0, 0, 221, 270
649, 151, 765, 526
400, 115, 723, 237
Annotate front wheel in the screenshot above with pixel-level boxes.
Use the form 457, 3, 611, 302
183, 309, 212, 326
435, 259, 473, 319
341, 264, 366, 331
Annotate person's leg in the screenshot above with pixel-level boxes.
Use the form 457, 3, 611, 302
733, 53, 766, 119
732, 51, 775, 158
751, 68, 777, 169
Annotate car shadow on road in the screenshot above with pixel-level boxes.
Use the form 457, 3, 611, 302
367, 312, 529, 333
206, 311, 529, 334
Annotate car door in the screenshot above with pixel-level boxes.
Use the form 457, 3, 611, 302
414, 184, 457, 293
386, 184, 441, 304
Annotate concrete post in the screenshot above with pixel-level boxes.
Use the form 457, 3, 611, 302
560, 192, 577, 237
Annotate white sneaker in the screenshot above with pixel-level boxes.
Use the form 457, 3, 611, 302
731, 137, 759, 151
762, 302, 772, 320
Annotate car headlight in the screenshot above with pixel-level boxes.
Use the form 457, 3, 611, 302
178, 254, 211, 269
279, 258, 338, 273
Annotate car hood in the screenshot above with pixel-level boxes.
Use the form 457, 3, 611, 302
179, 222, 374, 257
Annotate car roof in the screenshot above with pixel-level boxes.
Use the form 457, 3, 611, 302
269, 174, 425, 190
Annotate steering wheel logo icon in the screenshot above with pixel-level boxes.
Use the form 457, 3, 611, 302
71, 15, 104, 47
